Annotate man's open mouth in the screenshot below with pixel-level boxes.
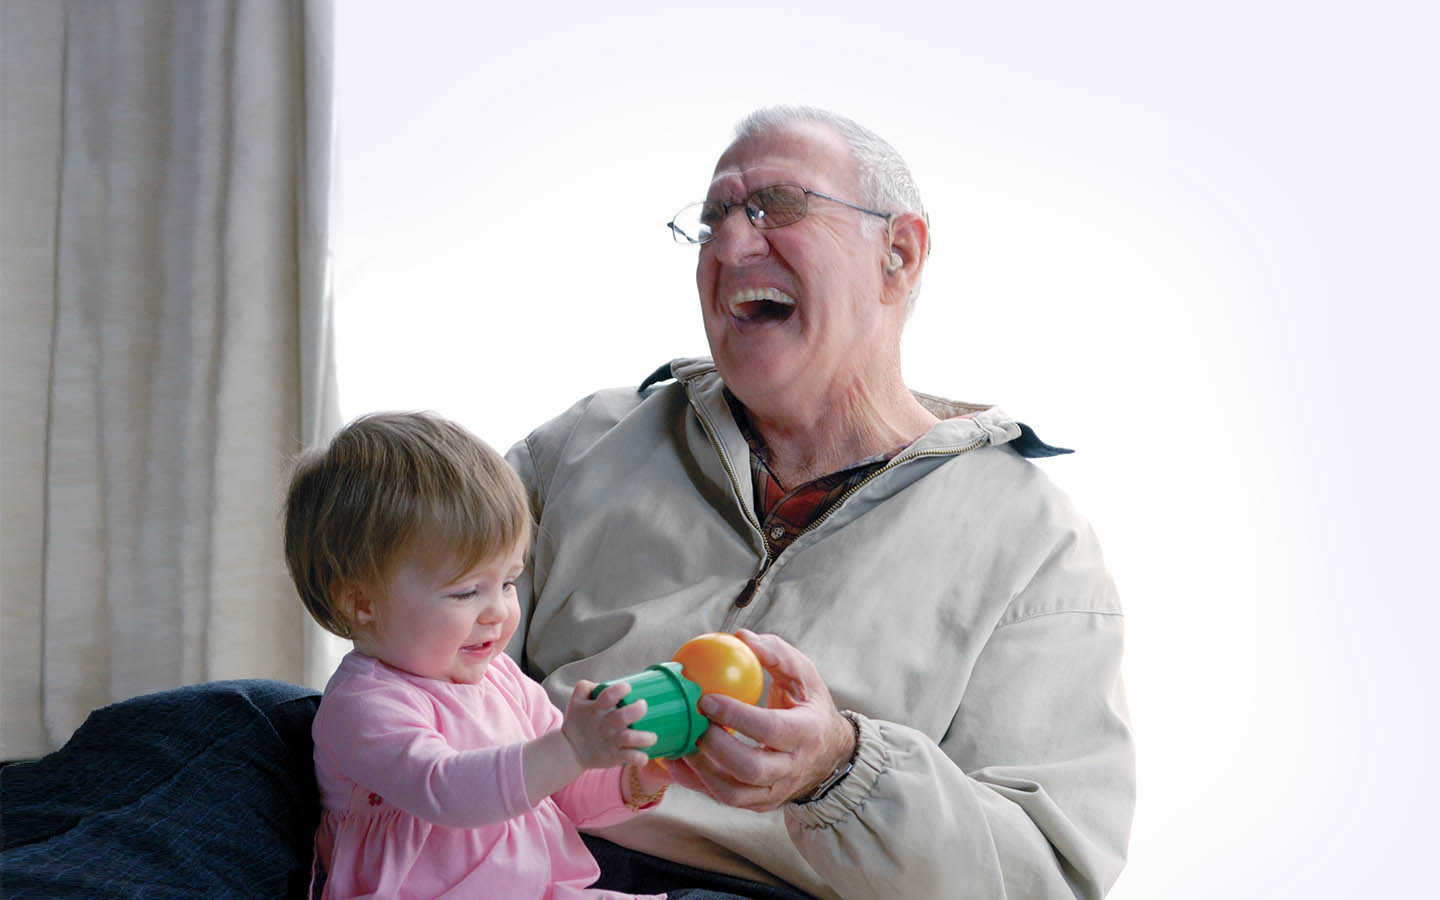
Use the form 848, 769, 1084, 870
728, 287, 796, 323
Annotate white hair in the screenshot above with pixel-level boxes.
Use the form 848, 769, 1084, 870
732, 105, 925, 221
733, 105, 929, 309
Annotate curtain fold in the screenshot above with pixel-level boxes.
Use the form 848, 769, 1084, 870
1, 0, 337, 757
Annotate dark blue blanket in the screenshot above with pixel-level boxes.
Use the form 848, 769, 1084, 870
1, 679, 321, 899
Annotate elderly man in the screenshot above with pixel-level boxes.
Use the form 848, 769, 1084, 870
506, 106, 1134, 900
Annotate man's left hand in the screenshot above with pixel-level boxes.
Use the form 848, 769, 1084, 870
667, 629, 855, 812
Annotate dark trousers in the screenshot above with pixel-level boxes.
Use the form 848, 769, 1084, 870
583, 833, 819, 900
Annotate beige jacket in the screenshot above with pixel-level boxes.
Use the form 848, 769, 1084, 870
506, 358, 1134, 900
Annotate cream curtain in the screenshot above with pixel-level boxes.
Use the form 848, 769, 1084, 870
1, 0, 340, 758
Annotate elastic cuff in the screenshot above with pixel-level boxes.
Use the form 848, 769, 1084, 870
785, 711, 886, 830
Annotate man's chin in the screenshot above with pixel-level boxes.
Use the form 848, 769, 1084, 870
714, 358, 798, 407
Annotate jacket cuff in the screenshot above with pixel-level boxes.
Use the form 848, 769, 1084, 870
785, 711, 886, 830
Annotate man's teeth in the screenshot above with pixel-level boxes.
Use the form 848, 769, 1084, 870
728, 288, 796, 318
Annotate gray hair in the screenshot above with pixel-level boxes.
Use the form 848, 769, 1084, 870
733, 105, 925, 222
733, 105, 929, 309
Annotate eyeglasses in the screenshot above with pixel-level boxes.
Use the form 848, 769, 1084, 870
666, 183, 892, 245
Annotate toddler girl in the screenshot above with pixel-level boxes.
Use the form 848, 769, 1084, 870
284, 411, 670, 899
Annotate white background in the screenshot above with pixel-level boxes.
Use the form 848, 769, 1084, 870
333, 2, 1438, 896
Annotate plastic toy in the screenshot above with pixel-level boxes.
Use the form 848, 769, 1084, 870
591, 632, 764, 759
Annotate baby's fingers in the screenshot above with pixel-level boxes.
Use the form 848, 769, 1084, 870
615, 747, 652, 768
613, 697, 648, 727
588, 680, 633, 709
614, 727, 656, 768
621, 724, 657, 750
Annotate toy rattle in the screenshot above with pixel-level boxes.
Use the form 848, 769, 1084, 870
590, 632, 764, 758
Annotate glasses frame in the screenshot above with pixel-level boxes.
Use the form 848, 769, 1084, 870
667, 183, 892, 245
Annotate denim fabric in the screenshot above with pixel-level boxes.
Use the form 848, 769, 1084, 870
1, 679, 321, 900
583, 834, 818, 900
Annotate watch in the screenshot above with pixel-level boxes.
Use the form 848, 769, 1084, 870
794, 710, 861, 805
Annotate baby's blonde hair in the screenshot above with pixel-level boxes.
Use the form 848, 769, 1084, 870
283, 411, 531, 638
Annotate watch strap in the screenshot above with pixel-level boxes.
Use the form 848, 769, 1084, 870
793, 710, 861, 805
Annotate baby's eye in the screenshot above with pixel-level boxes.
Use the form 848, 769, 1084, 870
449, 587, 480, 601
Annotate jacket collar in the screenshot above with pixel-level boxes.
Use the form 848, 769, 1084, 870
641, 358, 1071, 459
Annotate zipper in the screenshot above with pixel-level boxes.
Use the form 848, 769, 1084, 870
796, 437, 989, 538
734, 576, 763, 608
686, 388, 773, 607
687, 379, 991, 608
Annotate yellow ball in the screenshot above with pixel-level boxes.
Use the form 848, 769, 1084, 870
672, 632, 764, 705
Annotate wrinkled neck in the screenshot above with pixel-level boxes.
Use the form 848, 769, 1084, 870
741, 370, 937, 487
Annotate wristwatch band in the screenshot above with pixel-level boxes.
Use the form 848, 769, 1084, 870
794, 710, 861, 805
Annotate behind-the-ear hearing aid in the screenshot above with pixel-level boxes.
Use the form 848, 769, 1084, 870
886, 250, 903, 273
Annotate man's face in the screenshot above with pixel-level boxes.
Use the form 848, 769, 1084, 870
696, 121, 890, 415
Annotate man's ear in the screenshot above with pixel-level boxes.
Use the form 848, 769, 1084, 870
881, 211, 929, 305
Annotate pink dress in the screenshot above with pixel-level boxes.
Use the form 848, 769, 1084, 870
312, 650, 663, 900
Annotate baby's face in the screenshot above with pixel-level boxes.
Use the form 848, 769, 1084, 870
352, 542, 525, 684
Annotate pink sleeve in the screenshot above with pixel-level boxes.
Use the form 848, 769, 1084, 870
553, 766, 640, 828
507, 660, 640, 828
314, 673, 534, 828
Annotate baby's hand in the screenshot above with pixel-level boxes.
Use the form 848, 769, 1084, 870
623, 758, 674, 810
562, 680, 656, 770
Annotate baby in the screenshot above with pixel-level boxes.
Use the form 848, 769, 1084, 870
284, 411, 670, 899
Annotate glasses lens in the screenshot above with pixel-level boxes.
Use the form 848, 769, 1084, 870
749, 185, 807, 229
669, 202, 717, 244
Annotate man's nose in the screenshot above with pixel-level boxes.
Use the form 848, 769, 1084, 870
709, 208, 770, 267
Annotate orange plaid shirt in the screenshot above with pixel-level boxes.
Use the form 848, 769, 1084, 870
726, 392, 891, 555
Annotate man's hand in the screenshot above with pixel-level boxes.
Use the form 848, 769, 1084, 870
668, 629, 855, 811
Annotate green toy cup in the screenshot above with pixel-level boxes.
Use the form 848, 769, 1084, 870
591, 661, 708, 759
